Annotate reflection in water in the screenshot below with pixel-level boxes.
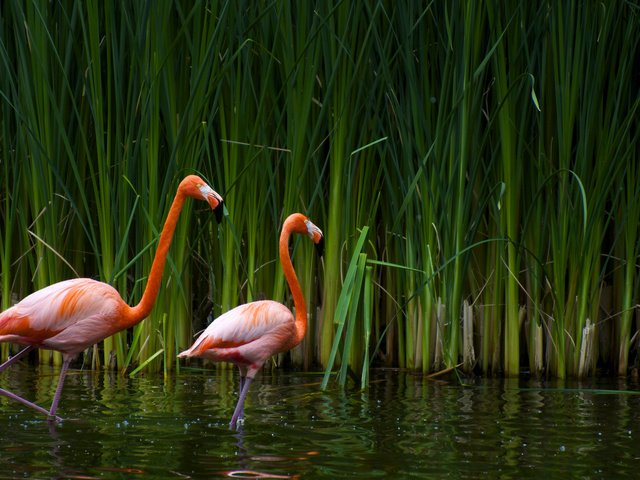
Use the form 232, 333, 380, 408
1, 365, 639, 478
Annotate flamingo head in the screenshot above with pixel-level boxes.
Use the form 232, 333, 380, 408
282, 213, 324, 256
180, 175, 224, 223
283, 213, 323, 255
284, 213, 324, 254
304, 217, 324, 257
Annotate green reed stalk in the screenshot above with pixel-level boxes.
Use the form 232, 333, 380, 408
486, 4, 522, 376
481, 237, 503, 375
599, 9, 640, 375
313, 1, 371, 366
567, 5, 613, 376
361, 264, 373, 387
617, 174, 640, 374
545, 2, 582, 378
339, 137, 385, 369
522, 142, 547, 376
383, 5, 441, 373
614, 82, 640, 369
541, 1, 639, 377
0, 22, 22, 335
516, 3, 548, 377
0, 110, 23, 364
441, 2, 488, 369
317, 1, 348, 367
321, 227, 369, 389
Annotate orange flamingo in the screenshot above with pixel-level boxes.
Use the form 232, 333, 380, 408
178, 213, 323, 429
0, 175, 223, 421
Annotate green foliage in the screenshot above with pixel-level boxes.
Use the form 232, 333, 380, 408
1, 1, 639, 381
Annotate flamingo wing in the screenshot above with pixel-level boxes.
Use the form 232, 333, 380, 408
180, 300, 294, 357
0, 278, 124, 353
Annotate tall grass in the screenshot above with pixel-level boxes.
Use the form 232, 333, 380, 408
1, 1, 639, 381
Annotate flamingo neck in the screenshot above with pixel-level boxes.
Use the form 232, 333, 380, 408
279, 223, 307, 346
127, 189, 187, 324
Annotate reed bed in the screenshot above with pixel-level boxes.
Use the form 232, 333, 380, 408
0, 1, 639, 381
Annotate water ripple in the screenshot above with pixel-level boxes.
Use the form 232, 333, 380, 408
1, 367, 640, 478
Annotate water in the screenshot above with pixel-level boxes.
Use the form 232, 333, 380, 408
1, 365, 639, 479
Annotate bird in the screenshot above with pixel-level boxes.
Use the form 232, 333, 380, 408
178, 212, 323, 429
0, 175, 224, 421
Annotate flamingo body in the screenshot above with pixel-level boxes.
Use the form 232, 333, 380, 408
0, 175, 223, 421
0, 279, 125, 354
180, 300, 295, 372
179, 213, 323, 429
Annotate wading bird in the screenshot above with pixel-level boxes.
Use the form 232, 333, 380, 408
0, 175, 223, 421
178, 213, 323, 429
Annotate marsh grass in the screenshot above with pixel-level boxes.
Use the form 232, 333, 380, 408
0, 1, 639, 381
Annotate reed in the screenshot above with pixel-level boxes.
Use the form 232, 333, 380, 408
1, 1, 639, 382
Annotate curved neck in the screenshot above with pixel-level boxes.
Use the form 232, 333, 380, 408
128, 190, 187, 323
279, 224, 307, 345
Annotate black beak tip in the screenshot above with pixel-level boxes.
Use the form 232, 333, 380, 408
214, 200, 224, 224
315, 236, 324, 257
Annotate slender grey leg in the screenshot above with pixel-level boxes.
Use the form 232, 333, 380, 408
0, 345, 34, 372
0, 387, 54, 417
236, 366, 247, 422
238, 375, 246, 420
47, 357, 71, 421
229, 377, 253, 430
0, 345, 62, 420
0, 355, 69, 422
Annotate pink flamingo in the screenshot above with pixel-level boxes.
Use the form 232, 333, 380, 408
0, 175, 223, 421
178, 213, 323, 429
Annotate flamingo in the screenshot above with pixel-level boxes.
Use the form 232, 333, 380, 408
178, 213, 323, 429
0, 175, 223, 421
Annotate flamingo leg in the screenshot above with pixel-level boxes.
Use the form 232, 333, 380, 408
238, 376, 245, 420
0, 345, 61, 420
0, 345, 34, 372
0, 387, 54, 418
229, 376, 253, 430
47, 356, 71, 421
237, 366, 247, 421
0, 351, 67, 423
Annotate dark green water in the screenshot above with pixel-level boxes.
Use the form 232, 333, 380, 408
0, 365, 639, 479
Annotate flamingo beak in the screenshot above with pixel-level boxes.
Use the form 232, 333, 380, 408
315, 235, 324, 257
305, 219, 324, 257
201, 185, 224, 223
213, 198, 224, 224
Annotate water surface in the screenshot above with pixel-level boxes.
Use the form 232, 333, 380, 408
1, 365, 639, 478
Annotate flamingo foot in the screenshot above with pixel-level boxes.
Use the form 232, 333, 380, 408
47, 413, 64, 424
230, 415, 245, 429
